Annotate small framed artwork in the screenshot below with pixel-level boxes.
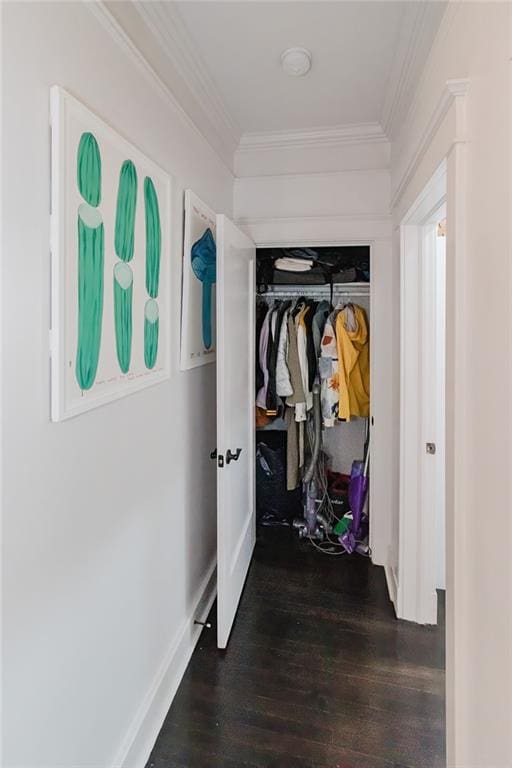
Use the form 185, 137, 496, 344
50, 86, 172, 421
180, 189, 217, 369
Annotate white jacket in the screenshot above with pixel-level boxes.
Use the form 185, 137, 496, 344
276, 308, 293, 397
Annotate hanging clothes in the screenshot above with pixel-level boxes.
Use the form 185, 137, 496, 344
256, 306, 271, 410
270, 301, 291, 402
285, 310, 307, 420
255, 298, 267, 395
312, 300, 330, 358
276, 307, 293, 397
256, 297, 370, 423
265, 304, 280, 416
295, 304, 312, 421
284, 406, 299, 489
304, 300, 317, 390
255, 290, 371, 497
336, 304, 370, 420
319, 310, 340, 427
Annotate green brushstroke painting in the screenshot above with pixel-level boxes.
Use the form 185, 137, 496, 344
114, 262, 133, 374
114, 160, 138, 262
144, 299, 159, 369
76, 203, 104, 390
77, 132, 101, 207
144, 177, 161, 298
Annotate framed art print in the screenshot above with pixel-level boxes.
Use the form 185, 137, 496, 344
50, 86, 172, 420
180, 189, 217, 370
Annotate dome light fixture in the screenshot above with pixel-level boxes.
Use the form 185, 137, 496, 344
281, 47, 312, 77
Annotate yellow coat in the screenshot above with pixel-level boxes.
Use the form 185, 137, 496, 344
335, 305, 370, 420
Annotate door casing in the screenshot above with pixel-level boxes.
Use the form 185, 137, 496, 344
399, 161, 447, 624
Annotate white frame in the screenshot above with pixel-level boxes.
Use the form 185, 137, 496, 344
50, 87, 172, 421
392, 79, 469, 766
250, 235, 378, 560
399, 161, 447, 624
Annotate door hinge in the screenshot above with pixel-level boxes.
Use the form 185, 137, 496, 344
218, 454, 224, 468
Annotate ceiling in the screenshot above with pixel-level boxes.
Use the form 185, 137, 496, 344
173, 1, 446, 136
108, 1, 446, 167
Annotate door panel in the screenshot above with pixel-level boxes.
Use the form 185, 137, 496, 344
216, 215, 255, 649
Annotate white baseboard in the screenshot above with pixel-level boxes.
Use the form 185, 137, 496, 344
384, 563, 398, 613
113, 559, 217, 768
370, 546, 386, 567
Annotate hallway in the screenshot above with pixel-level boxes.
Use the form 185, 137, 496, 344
146, 529, 445, 768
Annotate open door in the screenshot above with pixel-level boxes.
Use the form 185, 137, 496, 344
216, 215, 256, 648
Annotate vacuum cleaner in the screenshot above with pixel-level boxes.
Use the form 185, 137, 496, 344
338, 447, 370, 554
293, 381, 370, 555
293, 382, 332, 541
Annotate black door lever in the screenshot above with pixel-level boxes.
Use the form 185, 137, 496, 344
226, 448, 242, 464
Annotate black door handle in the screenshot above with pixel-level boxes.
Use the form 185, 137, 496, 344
226, 448, 242, 464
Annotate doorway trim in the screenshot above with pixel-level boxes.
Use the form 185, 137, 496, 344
393, 77, 470, 768
243, 230, 393, 570
399, 161, 447, 624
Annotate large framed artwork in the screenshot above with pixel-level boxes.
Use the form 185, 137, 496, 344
180, 190, 217, 370
50, 87, 172, 421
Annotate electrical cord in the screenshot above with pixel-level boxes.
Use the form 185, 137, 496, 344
303, 410, 371, 556
307, 536, 348, 555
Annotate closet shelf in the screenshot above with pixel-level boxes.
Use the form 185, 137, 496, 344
259, 282, 370, 299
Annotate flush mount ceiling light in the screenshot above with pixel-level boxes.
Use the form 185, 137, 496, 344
281, 47, 312, 77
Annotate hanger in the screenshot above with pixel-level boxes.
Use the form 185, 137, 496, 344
291, 295, 307, 318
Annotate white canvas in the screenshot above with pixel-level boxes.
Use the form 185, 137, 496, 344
50, 87, 172, 421
180, 190, 217, 369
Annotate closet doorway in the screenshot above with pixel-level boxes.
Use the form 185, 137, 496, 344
399, 161, 447, 624
215, 219, 380, 649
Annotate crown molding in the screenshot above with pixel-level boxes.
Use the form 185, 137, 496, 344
391, 78, 469, 208
237, 212, 392, 226
381, 0, 448, 141
133, 2, 241, 150
234, 166, 390, 183
381, 1, 428, 140
238, 123, 388, 153
88, 2, 236, 175
393, 0, 462, 145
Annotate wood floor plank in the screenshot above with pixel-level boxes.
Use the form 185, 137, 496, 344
146, 527, 445, 768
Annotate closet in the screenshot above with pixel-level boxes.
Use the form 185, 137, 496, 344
215, 217, 377, 649
255, 245, 371, 550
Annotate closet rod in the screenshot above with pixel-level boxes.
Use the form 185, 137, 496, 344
258, 290, 370, 298
261, 282, 368, 292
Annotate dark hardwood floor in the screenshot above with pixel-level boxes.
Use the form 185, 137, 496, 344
146, 527, 445, 768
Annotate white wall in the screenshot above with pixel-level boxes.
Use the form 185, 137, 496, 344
1, 3, 233, 767
391, 2, 512, 765
10, 3, 510, 766
235, 168, 390, 222
235, 132, 389, 177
